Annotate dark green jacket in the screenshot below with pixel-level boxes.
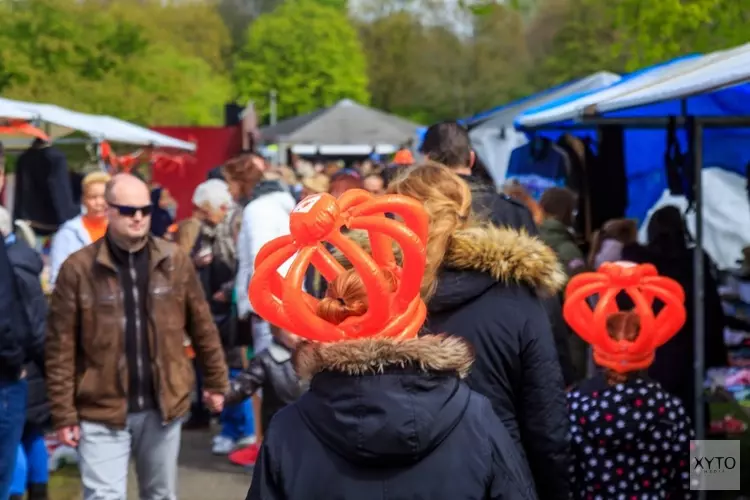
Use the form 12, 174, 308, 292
538, 219, 585, 276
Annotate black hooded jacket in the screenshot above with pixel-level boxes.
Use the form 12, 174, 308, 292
425, 225, 571, 500
5, 238, 49, 424
461, 174, 576, 385
460, 174, 538, 235
247, 335, 537, 500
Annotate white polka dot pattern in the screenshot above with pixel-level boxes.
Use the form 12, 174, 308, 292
568, 377, 695, 499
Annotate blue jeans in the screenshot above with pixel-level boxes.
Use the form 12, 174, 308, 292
219, 369, 255, 441
10, 425, 49, 495
0, 378, 28, 499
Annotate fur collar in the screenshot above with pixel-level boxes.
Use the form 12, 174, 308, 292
334, 225, 565, 296
294, 334, 474, 381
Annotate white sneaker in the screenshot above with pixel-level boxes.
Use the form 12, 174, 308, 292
212, 435, 236, 455
236, 435, 257, 448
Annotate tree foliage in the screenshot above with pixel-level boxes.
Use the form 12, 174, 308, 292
234, 0, 370, 121
0, 0, 231, 125
526, 0, 750, 89
0, 0, 748, 128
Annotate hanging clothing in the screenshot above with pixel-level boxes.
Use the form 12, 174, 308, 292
149, 187, 173, 238
557, 135, 594, 241
13, 145, 78, 235
589, 126, 628, 232
507, 138, 568, 201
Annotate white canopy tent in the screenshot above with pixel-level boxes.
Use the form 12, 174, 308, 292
0, 99, 35, 121
0, 97, 195, 151
515, 42, 750, 447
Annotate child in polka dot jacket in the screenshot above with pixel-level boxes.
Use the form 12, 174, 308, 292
564, 263, 694, 500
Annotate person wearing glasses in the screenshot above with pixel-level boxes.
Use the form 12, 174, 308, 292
48, 171, 111, 289
46, 173, 229, 500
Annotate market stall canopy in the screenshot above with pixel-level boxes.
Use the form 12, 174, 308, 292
513, 43, 750, 270
516, 42, 750, 128
0, 97, 195, 151
0, 99, 35, 121
589, 42, 750, 116
464, 71, 620, 184
261, 99, 420, 155
465, 71, 621, 129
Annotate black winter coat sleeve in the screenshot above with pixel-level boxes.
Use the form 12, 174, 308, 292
540, 295, 576, 386
246, 440, 284, 500
226, 356, 266, 405
46, 149, 78, 224
14, 267, 48, 373
483, 399, 539, 500
0, 244, 19, 369
519, 303, 571, 500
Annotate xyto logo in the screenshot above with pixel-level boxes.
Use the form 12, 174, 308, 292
693, 457, 737, 474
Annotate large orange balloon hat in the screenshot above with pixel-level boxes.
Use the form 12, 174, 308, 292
563, 261, 686, 374
248, 189, 429, 343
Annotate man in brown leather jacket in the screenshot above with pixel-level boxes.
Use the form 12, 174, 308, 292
45, 173, 228, 500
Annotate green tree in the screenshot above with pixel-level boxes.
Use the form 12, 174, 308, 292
234, 0, 370, 121
0, 0, 231, 126
526, 0, 750, 90
102, 0, 233, 73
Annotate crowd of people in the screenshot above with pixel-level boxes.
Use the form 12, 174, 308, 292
0, 121, 725, 500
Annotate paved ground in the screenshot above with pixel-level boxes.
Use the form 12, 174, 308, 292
153, 426, 250, 500
49, 426, 251, 500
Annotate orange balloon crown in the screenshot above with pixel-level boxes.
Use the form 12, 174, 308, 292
563, 261, 686, 373
249, 189, 429, 343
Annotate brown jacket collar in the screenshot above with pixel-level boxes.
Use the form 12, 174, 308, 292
94, 236, 174, 273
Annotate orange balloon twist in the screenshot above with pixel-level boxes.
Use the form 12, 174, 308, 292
563, 261, 686, 373
249, 189, 429, 343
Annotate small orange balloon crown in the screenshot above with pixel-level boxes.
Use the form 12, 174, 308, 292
249, 189, 429, 343
563, 262, 686, 373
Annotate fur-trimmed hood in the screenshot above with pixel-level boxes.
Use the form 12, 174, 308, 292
334, 224, 565, 296
292, 335, 478, 466
294, 334, 474, 380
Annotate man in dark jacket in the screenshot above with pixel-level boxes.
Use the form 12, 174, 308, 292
420, 121, 538, 233
420, 121, 576, 386
46, 173, 229, 499
0, 216, 45, 499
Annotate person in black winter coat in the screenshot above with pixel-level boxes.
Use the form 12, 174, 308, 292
420, 121, 538, 234
419, 121, 576, 386
247, 266, 537, 500
386, 164, 571, 500
3, 230, 50, 500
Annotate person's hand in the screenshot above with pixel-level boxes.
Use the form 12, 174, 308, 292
194, 253, 213, 268
203, 391, 225, 413
57, 425, 81, 448
212, 290, 227, 302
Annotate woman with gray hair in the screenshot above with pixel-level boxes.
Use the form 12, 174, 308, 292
187, 179, 256, 455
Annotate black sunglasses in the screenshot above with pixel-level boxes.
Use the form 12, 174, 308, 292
109, 203, 153, 217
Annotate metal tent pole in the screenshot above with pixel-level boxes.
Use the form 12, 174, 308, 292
692, 118, 705, 441
691, 117, 707, 500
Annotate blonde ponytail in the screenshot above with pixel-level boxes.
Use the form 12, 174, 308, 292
387, 163, 472, 299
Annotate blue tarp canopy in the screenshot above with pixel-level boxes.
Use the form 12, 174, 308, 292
514, 43, 750, 222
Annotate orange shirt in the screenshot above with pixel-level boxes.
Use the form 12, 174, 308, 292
82, 215, 108, 243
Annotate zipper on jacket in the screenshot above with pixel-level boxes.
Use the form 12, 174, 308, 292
129, 253, 145, 411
